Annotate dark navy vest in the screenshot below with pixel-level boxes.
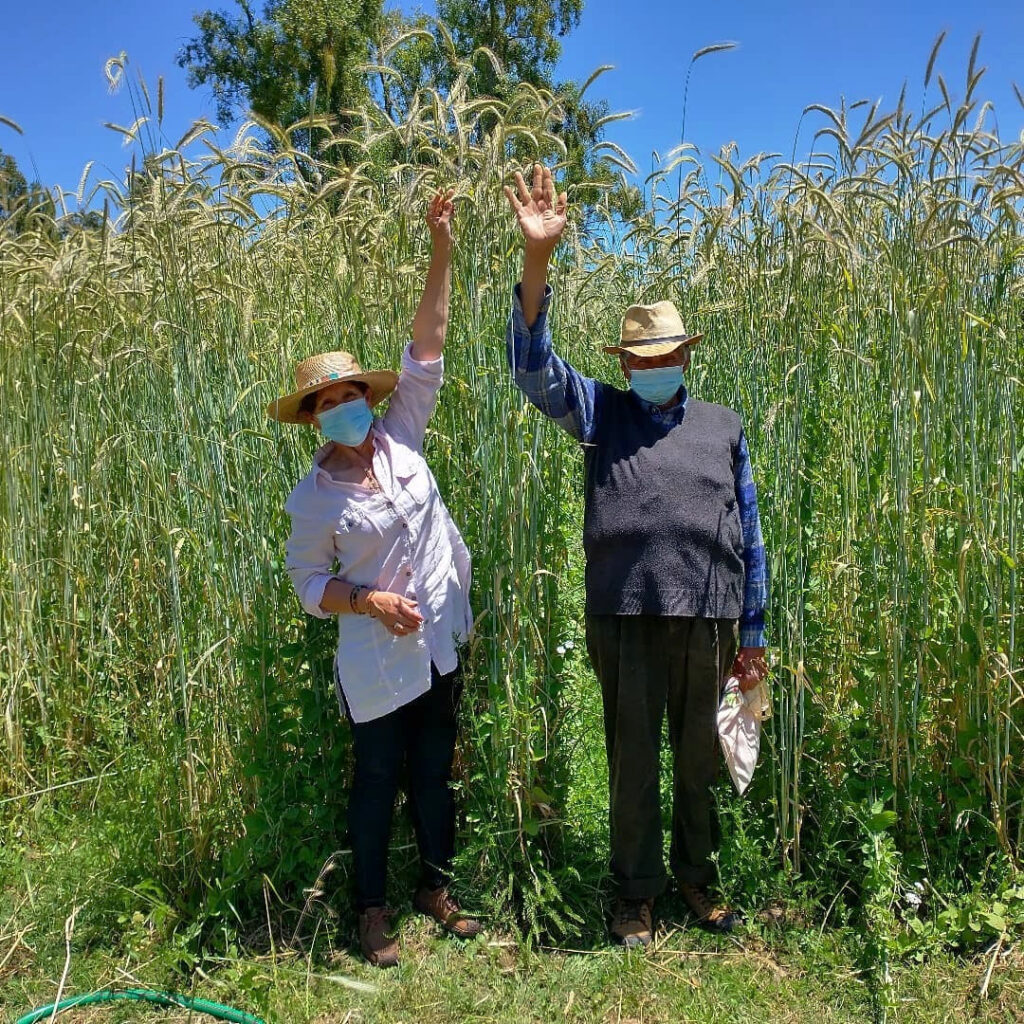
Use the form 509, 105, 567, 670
582, 386, 745, 618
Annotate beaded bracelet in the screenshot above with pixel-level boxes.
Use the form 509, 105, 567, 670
349, 584, 364, 614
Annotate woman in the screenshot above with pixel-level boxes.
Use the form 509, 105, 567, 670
267, 190, 479, 967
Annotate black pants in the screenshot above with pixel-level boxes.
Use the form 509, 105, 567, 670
345, 663, 462, 910
585, 615, 736, 899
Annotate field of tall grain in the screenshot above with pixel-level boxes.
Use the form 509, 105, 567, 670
1, 43, 1022, 962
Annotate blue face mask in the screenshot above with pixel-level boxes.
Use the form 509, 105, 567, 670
317, 396, 373, 446
629, 364, 684, 406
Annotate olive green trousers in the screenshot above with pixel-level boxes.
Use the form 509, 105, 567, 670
585, 615, 737, 899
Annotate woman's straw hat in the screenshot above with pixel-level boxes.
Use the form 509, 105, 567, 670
603, 301, 703, 356
267, 351, 398, 423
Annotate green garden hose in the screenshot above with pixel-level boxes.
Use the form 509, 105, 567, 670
14, 987, 264, 1024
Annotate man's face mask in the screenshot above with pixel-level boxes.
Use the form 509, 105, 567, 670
628, 363, 684, 405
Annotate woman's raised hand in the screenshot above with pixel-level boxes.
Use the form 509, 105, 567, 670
426, 188, 455, 245
365, 590, 425, 636
504, 163, 567, 253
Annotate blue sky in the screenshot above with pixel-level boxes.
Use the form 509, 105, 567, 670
1, 0, 1021, 206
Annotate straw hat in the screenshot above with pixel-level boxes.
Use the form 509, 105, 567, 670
267, 351, 398, 423
603, 301, 703, 356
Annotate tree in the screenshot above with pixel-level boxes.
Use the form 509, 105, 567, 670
426, 2, 636, 225
434, 0, 581, 95
60, 210, 106, 236
178, 0, 384, 151
178, 0, 637, 227
179, 0, 591, 154
0, 149, 55, 236
0, 149, 28, 210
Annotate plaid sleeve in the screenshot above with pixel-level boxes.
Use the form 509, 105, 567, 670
506, 284, 599, 443
735, 429, 768, 648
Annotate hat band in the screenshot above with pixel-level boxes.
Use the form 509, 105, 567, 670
300, 370, 353, 390
621, 333, 691, 344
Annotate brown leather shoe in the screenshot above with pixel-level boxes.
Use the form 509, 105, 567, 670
413, 886, 483, 938
678, 882, 740, 934
610, 897, 654, 947
358, 906, 399, 967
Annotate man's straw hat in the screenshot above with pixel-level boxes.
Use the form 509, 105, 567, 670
267, 351, 398, 423
604, 301, 703, 356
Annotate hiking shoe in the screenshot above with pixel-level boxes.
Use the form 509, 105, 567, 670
413, 886, 483, 938
678, 882, 740, 934
610, 897, 654, 947
358, 906, 399, 967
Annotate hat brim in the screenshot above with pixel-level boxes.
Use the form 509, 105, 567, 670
603, 333, 703, 356
267, 369, 399, 423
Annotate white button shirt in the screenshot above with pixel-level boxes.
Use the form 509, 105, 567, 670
284, 345, 473, 723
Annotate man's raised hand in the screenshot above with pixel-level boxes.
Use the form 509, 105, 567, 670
504, 162, 567, 253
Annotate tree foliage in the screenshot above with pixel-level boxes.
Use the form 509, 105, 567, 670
434, 0, 583, 95
177, 0, 637, 223
0, 149, 55, 236
177, 0, 383, 135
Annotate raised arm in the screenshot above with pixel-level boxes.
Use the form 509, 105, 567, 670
504, 164, 567, 327
503, 163, 600, 443
410, 188, 454, 362
385, 190, 454, 451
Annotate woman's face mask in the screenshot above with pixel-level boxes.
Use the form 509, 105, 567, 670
317, 396, 373, 446
628, 364, 684, 405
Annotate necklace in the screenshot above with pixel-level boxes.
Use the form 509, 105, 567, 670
344, 445, 381, 493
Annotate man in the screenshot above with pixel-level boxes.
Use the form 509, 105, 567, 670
503, 164, 768, 947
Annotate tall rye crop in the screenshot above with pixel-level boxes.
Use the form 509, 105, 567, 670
1, 45, 1021, 939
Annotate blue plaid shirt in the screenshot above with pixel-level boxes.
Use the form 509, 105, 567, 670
507, 284, 767, 648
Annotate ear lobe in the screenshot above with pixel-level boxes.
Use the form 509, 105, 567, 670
297, 410, 316, 427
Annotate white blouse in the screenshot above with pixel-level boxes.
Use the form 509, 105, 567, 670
284, 345, 472, 723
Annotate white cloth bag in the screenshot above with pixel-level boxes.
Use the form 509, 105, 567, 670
717, 675, 769, 795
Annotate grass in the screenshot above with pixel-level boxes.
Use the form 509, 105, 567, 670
1, 33, 1023, 1024
3, 904, 1022, 1023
